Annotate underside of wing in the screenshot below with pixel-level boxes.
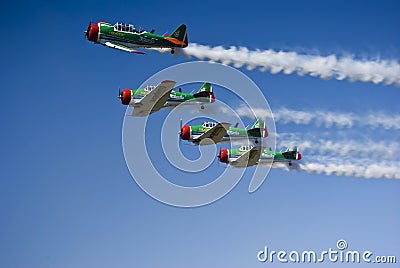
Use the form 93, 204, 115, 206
194, 123, 231, 145
132, 80, 176, 116
104, 41, 146, 54
230, 147, 262, 167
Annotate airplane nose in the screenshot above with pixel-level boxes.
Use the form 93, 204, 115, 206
86, 23, 99, 42
296, 152, 302, 160
218, 149, 229, 163
118, 90, 132, 105
180, 126, 191, 140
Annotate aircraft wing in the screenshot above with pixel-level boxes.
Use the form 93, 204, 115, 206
230, 147, 262, 167
132, 80, 176, 116
104, 41, 146, 54
194, 123, 231, 145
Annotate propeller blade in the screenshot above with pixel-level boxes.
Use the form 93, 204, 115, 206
85, 20, 92, 38
178, 119, 183, 146
118, 87, 122, 99
178, 118, 182, 135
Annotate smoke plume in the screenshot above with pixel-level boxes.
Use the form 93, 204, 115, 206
179, 43, 400, 87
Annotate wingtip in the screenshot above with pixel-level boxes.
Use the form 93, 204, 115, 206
161, 80, 177, 84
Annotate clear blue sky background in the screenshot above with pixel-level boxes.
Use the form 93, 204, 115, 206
1, 0, 399, 267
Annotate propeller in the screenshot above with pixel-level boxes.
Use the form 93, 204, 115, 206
84, 20, 92, 39
178, 118, 183, 146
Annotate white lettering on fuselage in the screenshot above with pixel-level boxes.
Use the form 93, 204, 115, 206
227, 131, 240, 136
170, 94, 184, 100
263, 154, 274, 158
139, 36, 155, 44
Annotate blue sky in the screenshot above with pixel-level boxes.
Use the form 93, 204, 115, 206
1, 0, 399, 267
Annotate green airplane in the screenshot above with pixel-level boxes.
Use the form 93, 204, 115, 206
218, 145, 302, 167
180, 119, 268, 145
85, 21, 188, 54
119, 80, 215, 116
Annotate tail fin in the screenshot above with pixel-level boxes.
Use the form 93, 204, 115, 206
250, 118, 264, 129
247, 118, 268, 138
283, 146, 301, 160
193, 82, 215, 103
197, 82, 212, 93
171, 24, 188, 47
284, 146, 298, 152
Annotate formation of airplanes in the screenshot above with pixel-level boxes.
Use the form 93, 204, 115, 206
116, 77, 300, 167
85, 20, 302, 169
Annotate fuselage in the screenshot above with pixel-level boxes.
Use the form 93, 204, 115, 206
180, 122, 258, 143
219, 146, 302, 166
181, 122, 257, 142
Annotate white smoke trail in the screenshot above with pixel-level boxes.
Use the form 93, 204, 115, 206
273, 107, 400, 129
179, 43, 400, 87
190, 103, 400, 131
272, 159, 400, 179
276, 133, 400, 160
229, 105, 400, 130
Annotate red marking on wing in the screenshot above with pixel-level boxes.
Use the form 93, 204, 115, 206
130, 49, 146, 54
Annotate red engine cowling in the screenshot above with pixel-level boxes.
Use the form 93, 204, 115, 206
296, 152, 302, 160
180, 126, 191, 140
87, 24, 99, 43
120, 90, 132, 105
218, 149, 229, 163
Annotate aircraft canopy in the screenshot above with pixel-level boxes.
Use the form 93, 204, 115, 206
202, 122, 217, 128
240, 145, 254, 152
143, 85, 156, 92
114, 22, 137, 33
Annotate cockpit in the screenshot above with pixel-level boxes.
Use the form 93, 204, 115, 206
114, 22, 139, 33
240, 145, 254, 151
144, 85, 156, 92
202, 122, 217, 128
